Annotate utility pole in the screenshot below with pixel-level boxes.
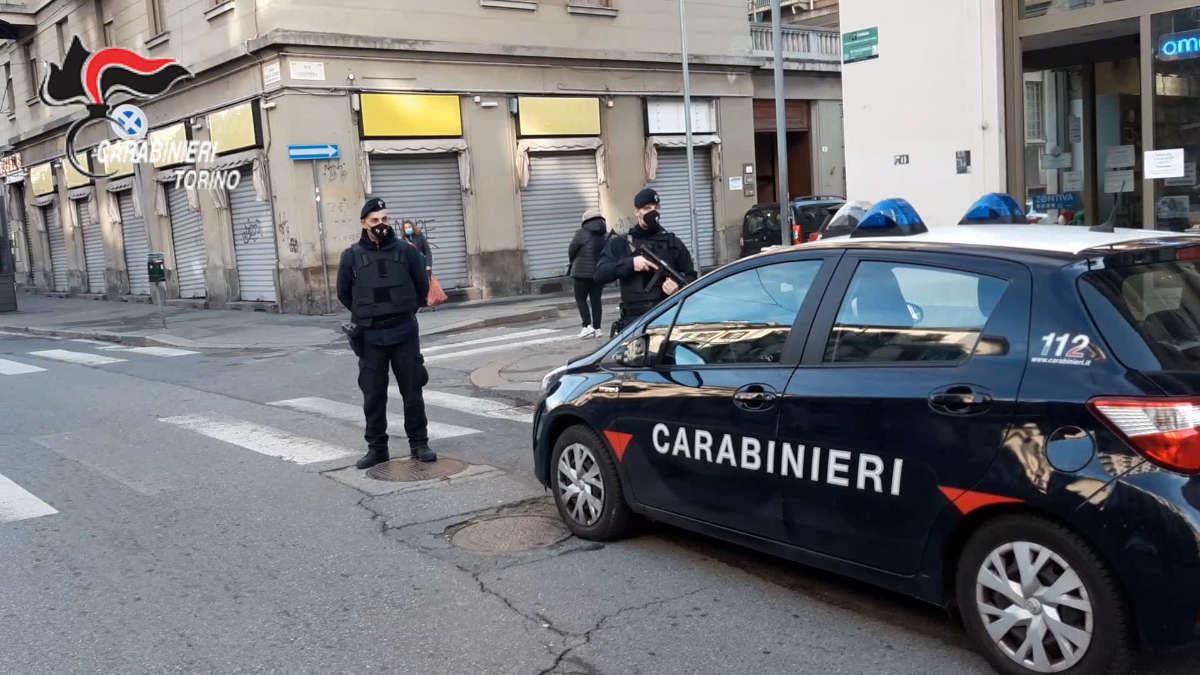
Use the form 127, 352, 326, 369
677, 0, 698, 258
771, 0, 792, 246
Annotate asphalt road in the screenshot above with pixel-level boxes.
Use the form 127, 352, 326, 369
1, 319, 1197, 674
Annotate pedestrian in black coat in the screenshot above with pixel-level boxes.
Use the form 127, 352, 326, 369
568, 208, 609, 338
402, 220, 433, 279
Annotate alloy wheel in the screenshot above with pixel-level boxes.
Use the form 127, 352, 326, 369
556, 442, 605, 527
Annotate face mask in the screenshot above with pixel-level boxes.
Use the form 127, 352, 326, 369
370, 224, 393, 241
640, 210, 661, 232
404, 228, 414, 236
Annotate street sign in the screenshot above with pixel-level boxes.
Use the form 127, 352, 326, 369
288, 144, 340, 161
843, 27, 879, 64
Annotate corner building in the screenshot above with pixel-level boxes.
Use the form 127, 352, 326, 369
0, 0, 844, 313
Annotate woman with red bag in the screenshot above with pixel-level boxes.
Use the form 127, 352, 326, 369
402, 220, 447, 308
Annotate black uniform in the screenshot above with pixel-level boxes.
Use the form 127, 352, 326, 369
337, 230, 431, 460
593, 224, 697, 334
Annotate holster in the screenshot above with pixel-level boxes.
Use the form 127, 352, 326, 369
341, 322, 365, 358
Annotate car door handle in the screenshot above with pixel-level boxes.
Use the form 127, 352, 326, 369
929, 385, 992, 415
733, 384, 778, 411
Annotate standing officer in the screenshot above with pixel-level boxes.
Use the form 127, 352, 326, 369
337, 197, 436, 469
594, 188, 698, 334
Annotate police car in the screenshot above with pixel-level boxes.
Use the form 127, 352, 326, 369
533, 194, 1200, 674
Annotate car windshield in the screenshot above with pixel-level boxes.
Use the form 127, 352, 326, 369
1081, 259, 1200, 371
745, 208, 779, 236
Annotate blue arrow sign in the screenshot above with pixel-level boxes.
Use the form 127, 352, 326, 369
288, 144, 340, 160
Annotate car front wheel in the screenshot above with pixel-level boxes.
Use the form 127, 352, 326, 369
550, 425, 632, 541
955, 515, 1131, 675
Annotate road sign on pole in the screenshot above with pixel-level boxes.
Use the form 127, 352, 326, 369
288, 145, 340, 161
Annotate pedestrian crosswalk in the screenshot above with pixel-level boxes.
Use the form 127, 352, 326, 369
267, 396, 482, 439
0, 344, 200, 375
160, 414, 359, 465
0, 471, 58, 524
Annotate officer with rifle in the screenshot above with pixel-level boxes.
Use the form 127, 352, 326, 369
594, 188, 698, 335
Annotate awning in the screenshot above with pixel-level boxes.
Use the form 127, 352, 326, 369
202, 149, 267, 207
5, 172, 25, 184
68, 186, 93, 201
516, 137, 606, 189
645, 135, 721, 182
360, 139, 472, 194
104, 176, 135, 193
30, 193, 54, 207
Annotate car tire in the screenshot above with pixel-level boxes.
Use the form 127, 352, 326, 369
955, 515, 1131, 675
550, 424, 632, 542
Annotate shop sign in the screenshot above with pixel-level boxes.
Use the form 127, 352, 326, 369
843, 27, 879, 64
29, 162, 55, 196
207, 102, 262, 154
646, 99, 717, 135
1033, 192, 1078, 211
1158, 29, 1200, 61
517, 97, 600, 137
360, 94, 463, 138
0, 153, 22, 176
63, 153, 93, 187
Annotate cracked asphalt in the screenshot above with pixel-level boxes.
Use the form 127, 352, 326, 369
2, 324, 1197, 673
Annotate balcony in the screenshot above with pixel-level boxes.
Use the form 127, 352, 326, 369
749, 23, 841, 71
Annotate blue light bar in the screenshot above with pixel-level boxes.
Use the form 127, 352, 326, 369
959, 193, 1027, 225
850, 198, 927, 238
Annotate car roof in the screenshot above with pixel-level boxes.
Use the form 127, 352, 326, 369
770, 225, 1200, 260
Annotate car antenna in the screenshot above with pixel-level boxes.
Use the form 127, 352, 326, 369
1090, 179, 1125, 233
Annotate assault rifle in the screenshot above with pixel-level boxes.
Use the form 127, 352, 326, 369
628, 238, 687, 295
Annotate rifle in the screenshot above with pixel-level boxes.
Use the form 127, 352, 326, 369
628, 236, 686, 294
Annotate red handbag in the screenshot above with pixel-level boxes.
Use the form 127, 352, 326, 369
427, 274, 449, 307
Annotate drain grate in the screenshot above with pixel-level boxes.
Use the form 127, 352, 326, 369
366, 456, 468, 482
451, 515, 571, 553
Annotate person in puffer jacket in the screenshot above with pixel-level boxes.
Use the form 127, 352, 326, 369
567, 208, 609, 338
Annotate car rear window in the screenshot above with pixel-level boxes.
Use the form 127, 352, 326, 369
1081, 260, 1200, 371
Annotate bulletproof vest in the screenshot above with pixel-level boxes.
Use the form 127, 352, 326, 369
619, 231, 679, 311
350, 242, 417, 324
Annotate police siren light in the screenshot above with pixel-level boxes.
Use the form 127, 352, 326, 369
850, 198, 928, 238
959, 193, 1026, 225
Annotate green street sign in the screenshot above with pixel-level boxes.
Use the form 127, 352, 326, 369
843, 26, 879, 64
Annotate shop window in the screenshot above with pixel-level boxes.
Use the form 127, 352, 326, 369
1025, 82, 1045, 141
1153, 7, 1200, 232
1022, 0, 1128, 20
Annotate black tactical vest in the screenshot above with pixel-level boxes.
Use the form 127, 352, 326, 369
350, 242, 418, 325
619, 231, 680, 312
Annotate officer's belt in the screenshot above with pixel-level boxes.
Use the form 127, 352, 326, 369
369, 312, 414, 328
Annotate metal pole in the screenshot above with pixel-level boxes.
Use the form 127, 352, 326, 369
771, 0, 792, 246
311, 161, 332, 314
133, 161, 167, 329
678, 0, 699, 259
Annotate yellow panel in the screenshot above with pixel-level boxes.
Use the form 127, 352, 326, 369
30, 162, 54, 196
63, 153, 92, 188
361, 94, 463, 138
99, 142, 134, 178
150, 123, 189, 168
518, 97, 601, 137
208, 102, 258, 154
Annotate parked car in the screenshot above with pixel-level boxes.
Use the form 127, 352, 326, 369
739, 196, 845, 256
809, 200, 873, 241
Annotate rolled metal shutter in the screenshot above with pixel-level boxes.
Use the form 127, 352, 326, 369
167, 185, 207, 298
228, 167, 277, 302
648, 147, 715, 267
368, 154, 468, 288
19, 220, 34, 284
117, 190, 150, 295
77, 199, 105, 294
520, 153, 600, 280
42, 202, 69, 292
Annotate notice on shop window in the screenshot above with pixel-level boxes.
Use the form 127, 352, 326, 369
1167, 162, 1197, 188
1105, 145, 1135, 169
1104, 170, 1136, 194
1145, 149, 1186, 180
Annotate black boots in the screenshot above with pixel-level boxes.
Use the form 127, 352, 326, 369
356, 449, 388, 470
410, 443, 437, 463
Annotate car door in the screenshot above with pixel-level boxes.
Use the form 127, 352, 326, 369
609, 253, 839, 539
778, 250, 1031, 574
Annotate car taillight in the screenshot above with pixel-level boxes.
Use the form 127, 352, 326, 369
792, 224, 800, 244
808, 232, 821, 242
1088, 397, 1200, 474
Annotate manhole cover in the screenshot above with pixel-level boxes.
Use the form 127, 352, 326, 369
366, 456, 467, 482
452, 515, 570, 553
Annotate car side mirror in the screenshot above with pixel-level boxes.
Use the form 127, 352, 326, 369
615, 335, 650, 368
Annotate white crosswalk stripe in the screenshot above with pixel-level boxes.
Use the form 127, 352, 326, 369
28, 349, 127, 366
123, 347, 200, 357
422, 328, 560, 354
0, 471, 58, 523
70, 338, 114, 346
160, 414, 358, 464
0, 358, 46, 375
405, 389, 533, 424
424, 333, 577, 363
267, 397, 481, 440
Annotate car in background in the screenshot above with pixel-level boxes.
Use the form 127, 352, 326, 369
808, 200, 873, 242
739, 196, 844, 257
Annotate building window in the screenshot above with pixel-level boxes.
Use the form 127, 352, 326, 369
148, 0, 166, 35
1024, 82, 1044, 141
2, 64, 13, 116
94, 0, 112, 46
21, 42, 37, 101
55, 19, 68, 61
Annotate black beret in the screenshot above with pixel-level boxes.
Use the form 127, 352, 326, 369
360, 197, 387, 220
634, 188, 659, 209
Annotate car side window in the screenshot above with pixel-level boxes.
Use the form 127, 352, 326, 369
824, 261, 1009, 364
665, 261, 823, 365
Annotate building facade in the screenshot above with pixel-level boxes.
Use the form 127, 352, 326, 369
842, 0, 1200, 231
0, 0, 843, 314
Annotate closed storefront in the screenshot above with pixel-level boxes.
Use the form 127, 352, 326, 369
75, 197, 104, 294
41, 201, 68, 292
228, 166, 277, 302
368, 154, 469, 288
648, 147, 716, 267
520, 153, 601, 280
117, 190, 150, 295
166, 185, 206, 298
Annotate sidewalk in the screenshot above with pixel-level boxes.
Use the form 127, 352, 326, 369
0, 289, 617, 350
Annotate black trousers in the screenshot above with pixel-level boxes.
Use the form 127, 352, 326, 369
358, 335, 429, 453
573, 278, 603, 329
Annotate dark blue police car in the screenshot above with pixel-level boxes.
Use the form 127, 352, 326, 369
533, 195, 1200, 674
